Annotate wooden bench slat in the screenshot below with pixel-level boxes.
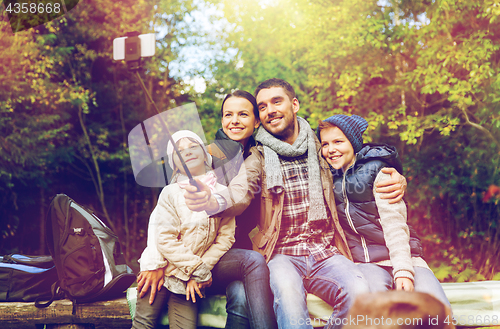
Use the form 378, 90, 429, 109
0, 297, 131, 329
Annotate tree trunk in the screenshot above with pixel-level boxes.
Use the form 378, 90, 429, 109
39, 187, 46, 255
120, 101, 130, 263
78, 105, 115, 232
132, 190, 138, 260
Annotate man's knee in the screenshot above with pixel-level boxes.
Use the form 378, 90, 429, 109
269, 255, 299, 281
269, 271, 303, 300
329, 257, 370, 296
343, 273, 370, 298
242, 250, 268, 272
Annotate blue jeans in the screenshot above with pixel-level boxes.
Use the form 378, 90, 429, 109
357, 263, 451, 308
207, 248, 277, 329
268, 254, 370, 329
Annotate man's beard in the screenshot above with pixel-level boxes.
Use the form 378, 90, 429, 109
273, 112, 296, 142
264, 103, 297, 141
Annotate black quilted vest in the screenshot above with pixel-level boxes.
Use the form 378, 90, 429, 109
331, 143, 423, 263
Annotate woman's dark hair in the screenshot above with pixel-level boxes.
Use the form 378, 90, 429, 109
220, 90, 259, 118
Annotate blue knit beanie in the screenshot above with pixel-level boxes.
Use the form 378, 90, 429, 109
320, 114, 368, 153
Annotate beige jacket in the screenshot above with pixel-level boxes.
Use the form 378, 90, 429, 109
218, 139, 352, 262
373, 171, 430, 281
139, 182, 235, 294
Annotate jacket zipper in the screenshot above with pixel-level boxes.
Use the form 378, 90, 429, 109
342, 166, 370, 263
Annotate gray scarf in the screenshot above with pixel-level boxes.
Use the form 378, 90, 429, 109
255, 117, 327, 225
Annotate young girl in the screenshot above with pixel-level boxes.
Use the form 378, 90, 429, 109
317, 114, 451, 308
136, 92, 278, 329
132, 130, 235, 329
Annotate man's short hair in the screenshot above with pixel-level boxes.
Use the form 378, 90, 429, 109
254, 78, 296, 101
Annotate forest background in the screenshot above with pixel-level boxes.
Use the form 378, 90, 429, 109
1, 0, 499, 281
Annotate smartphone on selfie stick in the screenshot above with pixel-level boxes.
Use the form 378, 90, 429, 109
113, 32, 200, 191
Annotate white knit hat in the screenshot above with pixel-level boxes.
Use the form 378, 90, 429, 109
166, 130, 212, 170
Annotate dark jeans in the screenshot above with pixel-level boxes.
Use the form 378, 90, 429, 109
207, 248, 278, 329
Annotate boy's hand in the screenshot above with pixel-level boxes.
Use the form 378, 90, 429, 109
395, 277, 414, 292
375, 168, 407, 203
182, 178, 219, 213
137, 267, 165, 305
186, 279, 204, 303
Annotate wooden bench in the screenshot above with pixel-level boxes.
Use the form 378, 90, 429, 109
2, 281, 500, 328
0, 297, 131, 329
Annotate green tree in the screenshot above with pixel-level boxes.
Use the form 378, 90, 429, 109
0, 0, 214, 267
206, 0, 500, 278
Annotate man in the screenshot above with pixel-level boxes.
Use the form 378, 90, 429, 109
184, 78, 406, 329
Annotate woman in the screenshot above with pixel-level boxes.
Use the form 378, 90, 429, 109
210, 90, 261, 249
137, 91, 277, 329
203, 90, 276, 328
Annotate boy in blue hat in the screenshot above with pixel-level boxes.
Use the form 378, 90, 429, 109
318, 114, 450, 308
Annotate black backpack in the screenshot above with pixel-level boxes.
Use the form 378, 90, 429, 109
0, 254, 61, 302
35, 194, 136, 310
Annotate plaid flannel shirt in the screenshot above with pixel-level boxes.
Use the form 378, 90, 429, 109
273, 152, 340, 261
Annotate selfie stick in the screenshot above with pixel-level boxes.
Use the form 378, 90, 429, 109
123, 36, 199, 191
134, 71, 200, 191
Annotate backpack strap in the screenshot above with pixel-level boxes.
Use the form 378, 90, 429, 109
34, 281, 63, 308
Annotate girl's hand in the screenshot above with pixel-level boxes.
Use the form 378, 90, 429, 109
395, 277, 414, 292
136, 267, 166, 305
186, 279, 204, 303
198, 277, 212, 289
182, 178, 219, 213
